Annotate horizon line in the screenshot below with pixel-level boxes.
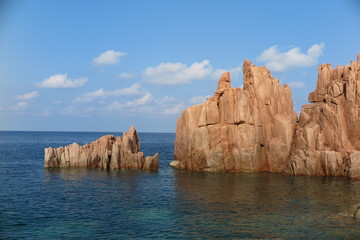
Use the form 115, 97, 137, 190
0, 129, 175, 134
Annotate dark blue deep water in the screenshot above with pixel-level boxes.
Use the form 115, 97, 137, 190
1, 131, 360, 239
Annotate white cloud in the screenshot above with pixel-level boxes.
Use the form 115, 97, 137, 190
115, 84, 143, 95
157, 96, 177, 104
163, 102, 185, 115
64, 104, 95, 116
189, 95, 211, 104
102, 94, 184, 115
77, 89, 106, 102
106, 101, 123, 111
144, 60, 212, 84
75, 83, 142, 103
104, 92, 153, 111
36, 74, 88, 88
211, 66, 242, 81
68, 84, 154, 115
118, 72, 136, 79
256, 43, 325, 72
130, 106, 155, 113
15, 91, 39, 100
125, 93, 153, 107
92, 50, 126, 66
288, 81, 305, 89
11, 101, 28, 110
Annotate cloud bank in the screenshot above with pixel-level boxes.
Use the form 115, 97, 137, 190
189, 95, 211, 104
75, 84, 143, 103
36, 74, 87, 88
124, 92, 153, 107
16, 91, 39, 100
144, 60, 212, 84
163, 102, 185, 115
257, 43, 325, 72
11, 101, 28, 110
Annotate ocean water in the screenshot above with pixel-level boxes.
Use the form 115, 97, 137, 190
1, 131, 360, 239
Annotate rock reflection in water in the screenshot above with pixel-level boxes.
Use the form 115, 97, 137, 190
173, 171, 360, 239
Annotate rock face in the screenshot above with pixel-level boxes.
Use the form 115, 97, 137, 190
44, 126, 159, 170
171, 60, 297, 172
172, 54, 360, 178
284, 54, 360, 178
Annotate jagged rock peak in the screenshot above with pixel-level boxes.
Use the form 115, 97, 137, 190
173, 53, 360, 178
243, 59, 272, 89
44, 126, 159, 170
217, 72, 231, 90
123, 125, 140, 153
308, 54, 360, 103
285, 53, 360, 178
172, 61, 297, 173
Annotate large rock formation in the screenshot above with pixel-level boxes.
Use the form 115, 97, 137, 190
171, 60, 297, 172
44, 126, 159, 170
172, 54, 360, 178
284, 54, 360, 178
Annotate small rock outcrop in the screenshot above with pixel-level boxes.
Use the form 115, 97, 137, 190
44, 126, 159, 170
171, 60, 297, 172
284, 54, 360, 177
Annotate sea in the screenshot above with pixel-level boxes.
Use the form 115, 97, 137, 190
1, 131, 360, 239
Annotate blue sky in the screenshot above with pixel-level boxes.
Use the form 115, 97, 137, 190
0, 0, 359, 132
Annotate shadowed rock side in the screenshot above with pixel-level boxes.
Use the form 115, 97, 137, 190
171, 60, 297, 172
44, 126, 159, 170
284, 54, 360, 178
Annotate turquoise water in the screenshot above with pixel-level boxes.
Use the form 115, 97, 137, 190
1, 131, 360, 239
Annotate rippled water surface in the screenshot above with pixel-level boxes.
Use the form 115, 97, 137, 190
1, 131, 360, 239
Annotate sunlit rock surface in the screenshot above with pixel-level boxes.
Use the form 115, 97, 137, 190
172, 60, 297, 172
44, 126, 158, 170
172, 54, 360, 178
285, 54, 360, 178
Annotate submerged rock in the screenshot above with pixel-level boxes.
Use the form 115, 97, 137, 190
352, 204, 360, 220
44, 126, 159, 170
171, 60, 297, 172
339, 203, 360, 220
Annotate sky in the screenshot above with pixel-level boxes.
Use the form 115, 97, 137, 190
0, 0, 359, 132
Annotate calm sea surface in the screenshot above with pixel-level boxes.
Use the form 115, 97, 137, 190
1, 131, 360, 239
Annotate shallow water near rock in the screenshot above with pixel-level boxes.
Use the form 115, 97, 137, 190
1, 131, 360, 239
